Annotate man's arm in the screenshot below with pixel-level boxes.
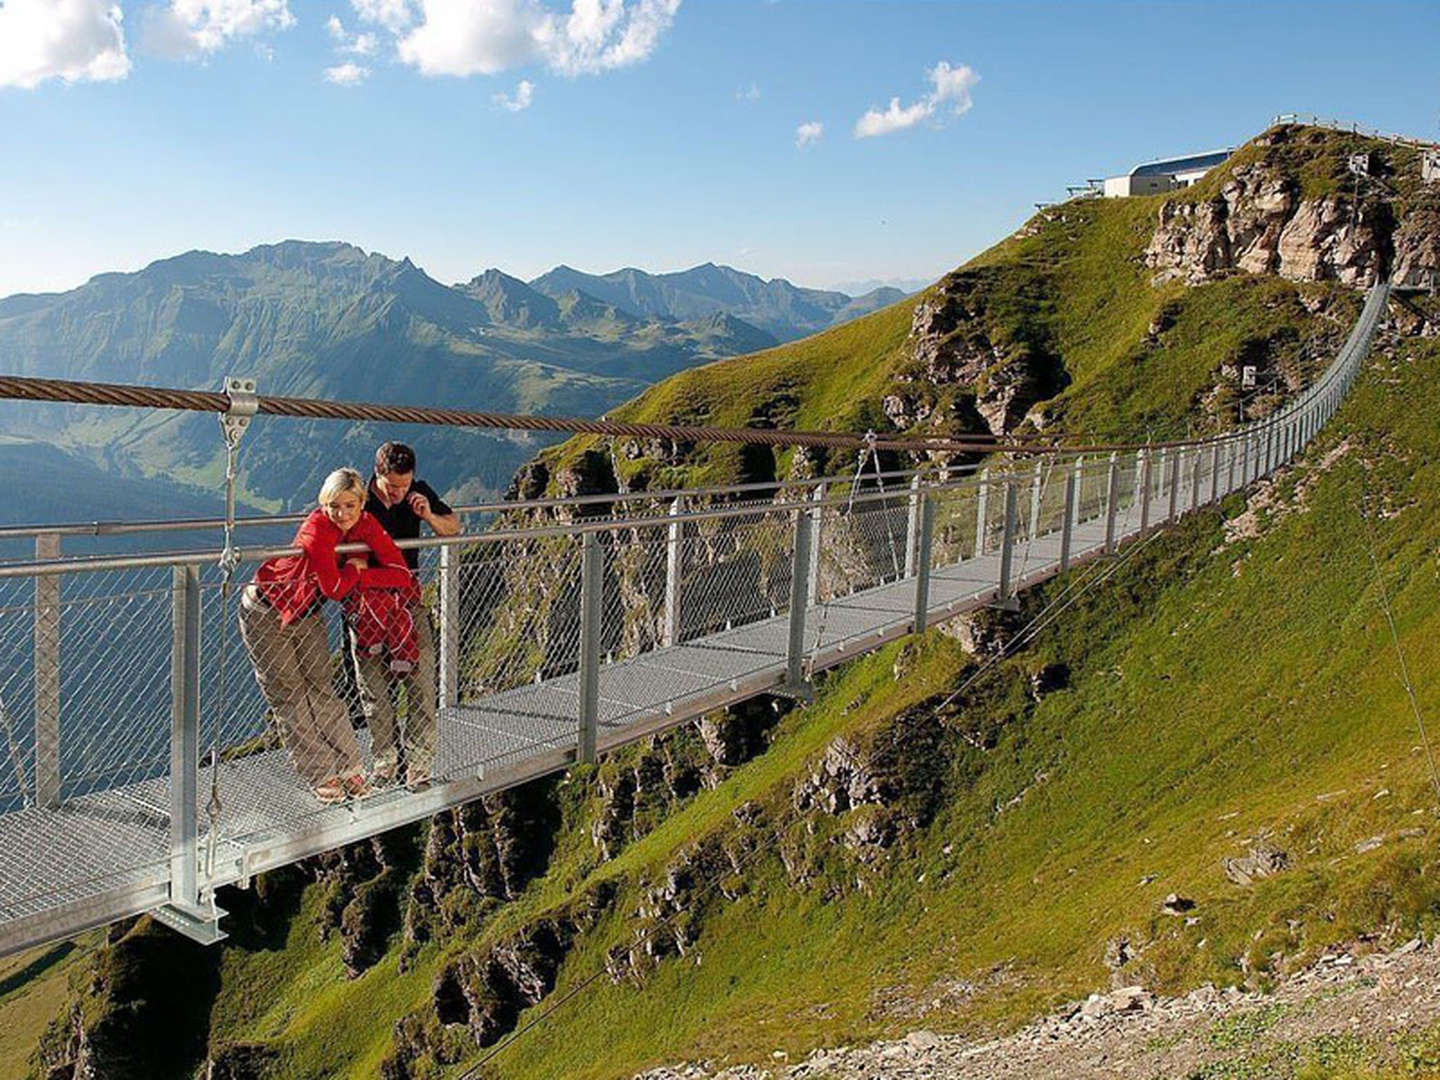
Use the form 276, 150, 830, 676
410, 481, 462, 537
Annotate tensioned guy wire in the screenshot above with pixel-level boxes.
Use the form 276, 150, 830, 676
1358, 471, 1440, 811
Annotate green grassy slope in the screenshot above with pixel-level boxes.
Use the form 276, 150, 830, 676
481, 312, 1440, 1078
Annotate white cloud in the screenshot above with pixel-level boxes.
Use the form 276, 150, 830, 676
373, 0, 678, 79
854, 60, 978, 139
493, 77, 533, 110
328, 14, 378, 54
351, 0, 413, 32
735, 81, 759, 103
0, 0, 131, 89
540, 0, 680, 76
143, 0, 296, 60
795, 120, 822, 149
324, 60, 369, 84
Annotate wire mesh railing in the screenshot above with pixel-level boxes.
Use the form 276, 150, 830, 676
0, 281, 1391, 954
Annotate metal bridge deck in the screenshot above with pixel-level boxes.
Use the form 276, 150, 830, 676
0, 508, 1131, 952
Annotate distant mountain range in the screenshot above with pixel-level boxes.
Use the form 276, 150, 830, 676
0, 241, 911, 518
829, 276, 931, 297
523, 263, 909, 343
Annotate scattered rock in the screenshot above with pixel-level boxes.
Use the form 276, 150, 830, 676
1223, 842, 1290, 887
1162, 893, 1196, 915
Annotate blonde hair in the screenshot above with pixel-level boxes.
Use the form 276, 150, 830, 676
318, 467, 366, 507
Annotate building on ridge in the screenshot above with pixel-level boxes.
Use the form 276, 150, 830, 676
1103, 149, 1233, 198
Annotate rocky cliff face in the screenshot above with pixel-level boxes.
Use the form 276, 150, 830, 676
891, 271, 1062, 439
1145, 126, 1439, 290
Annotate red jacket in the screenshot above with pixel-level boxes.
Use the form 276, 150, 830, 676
345, 586, 421, 672
253, 509, 413, 625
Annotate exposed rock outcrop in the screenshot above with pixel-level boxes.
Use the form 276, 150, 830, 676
900, 272, 1062, 437
1144, 126, 1439, 290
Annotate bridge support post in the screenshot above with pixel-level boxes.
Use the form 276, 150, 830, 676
1138, 450, 1152, 537
439, 545, 460, 708
904, 475, 921, 578
1153, 448, 1166, 525
912, 495, 935, 633
662, 496, 684, 648
170, 566, 200, 904
997, 477, 1020, 609
1226, 440, 1238, 496
1168, 447, 1182, 521
1029, 460, 1043, 539
1189, 447, 1202, 513
806, 484, 825, 603
1059, 460, 1076, 574
974, 468, 990, 556
156, 565, 226, 945
786, 506, 815, 694
34, 532, 61, 809
1208, 444, 1221, 504
1104, 453, 1120, 554
1240, 435, 1251, 488
577, 531, 602, 765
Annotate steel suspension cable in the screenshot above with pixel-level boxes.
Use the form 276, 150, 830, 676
0, 372, 1268, 457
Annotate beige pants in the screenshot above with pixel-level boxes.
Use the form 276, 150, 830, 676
238, 591, 362, 788
351, 602, 437, 776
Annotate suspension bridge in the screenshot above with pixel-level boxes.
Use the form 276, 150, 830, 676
0, 281, 1390, 956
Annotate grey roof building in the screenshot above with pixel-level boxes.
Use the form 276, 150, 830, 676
1104, 149, 1232, 198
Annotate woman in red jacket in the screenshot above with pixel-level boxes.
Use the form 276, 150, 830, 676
238, 467, 415, 804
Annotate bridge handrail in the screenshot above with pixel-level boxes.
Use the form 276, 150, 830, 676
0, 281, 1392, 956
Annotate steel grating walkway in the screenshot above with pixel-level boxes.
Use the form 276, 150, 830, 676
0, 500, 1141, 953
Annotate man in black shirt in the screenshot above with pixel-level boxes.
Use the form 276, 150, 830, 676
354, 441, 460, 789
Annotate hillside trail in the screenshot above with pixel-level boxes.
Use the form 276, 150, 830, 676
637, 937, 1440, 1079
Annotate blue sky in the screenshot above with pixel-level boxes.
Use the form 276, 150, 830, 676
1, 0, 1438, 299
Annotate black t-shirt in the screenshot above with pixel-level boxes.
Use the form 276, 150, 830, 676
364, 477, 453, 569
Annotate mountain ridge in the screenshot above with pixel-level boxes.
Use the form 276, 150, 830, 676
0, 240, 870, 512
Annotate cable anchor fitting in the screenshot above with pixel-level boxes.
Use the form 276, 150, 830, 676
219, 376, 258, 450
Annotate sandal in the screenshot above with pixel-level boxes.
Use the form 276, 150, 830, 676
405, 766, 432, 792
313, 778, 348, 805
343, 772, 372, 800
371, 760, 399, 788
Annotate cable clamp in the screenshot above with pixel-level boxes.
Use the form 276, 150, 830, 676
219, 376, 258, 449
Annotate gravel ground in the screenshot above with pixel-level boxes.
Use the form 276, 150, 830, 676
637, 939, 1440, 1079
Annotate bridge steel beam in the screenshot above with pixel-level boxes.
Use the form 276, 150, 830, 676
974, 468, 990, 556
912, 495, 935, 633
904, 475, 922, 579
786, 507, 815, 690
806, 484, 825, 604
577, 531, 603, 765
169, 566, 200, 907
438, 545, 460, 709
1168, 447, 1182, 522
997, 476, 1019, 608
1104, 452, 1120, 554
1138, 449, 1152, 536
1029, 460, 1043, 540
33, 532, 61, 809
662, 496, 684, 648
1059, 462, 1076, 574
